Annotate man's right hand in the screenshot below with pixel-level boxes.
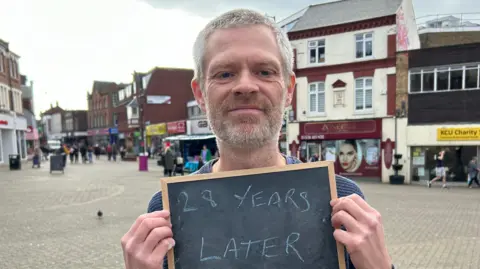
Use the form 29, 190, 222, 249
121, 210, 175, 269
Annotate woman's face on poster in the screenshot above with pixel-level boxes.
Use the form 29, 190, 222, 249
338, 142, 357, 171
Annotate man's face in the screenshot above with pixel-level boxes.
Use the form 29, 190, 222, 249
192, 25, 295, 149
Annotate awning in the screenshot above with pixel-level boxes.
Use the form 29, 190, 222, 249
163, 134, 216, 141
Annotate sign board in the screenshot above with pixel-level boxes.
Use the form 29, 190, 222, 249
147, 95, 171, 104
167, 121, 186, 135
437, 127, 480, 141
188, 119, 212, 135
161, 161, 345, 269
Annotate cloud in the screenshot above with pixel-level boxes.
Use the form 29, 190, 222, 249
139, 0, 326, 20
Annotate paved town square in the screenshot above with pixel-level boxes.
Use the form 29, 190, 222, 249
0, 159, 479, 269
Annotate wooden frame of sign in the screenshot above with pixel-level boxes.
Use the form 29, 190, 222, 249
161, 161, 346, 269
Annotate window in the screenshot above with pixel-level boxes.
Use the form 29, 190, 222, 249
308, 40, 325, 64
308, 82, 325, 114
355, 78, 373, 111
131, 107, 138, 117
119, 89, 125, 101
0, 54, 3, 72
409, 64, 480, 93
355, 33, 373, 59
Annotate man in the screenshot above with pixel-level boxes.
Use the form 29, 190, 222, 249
121, 9, 394, 269
428, 149, 447, 188
467, 156, 480, 188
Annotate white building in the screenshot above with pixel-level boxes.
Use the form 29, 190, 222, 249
40, 102, 64, 141
0, 39, 27, 164
281, 0, 420, 183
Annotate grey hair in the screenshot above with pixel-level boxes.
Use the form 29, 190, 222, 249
192, 9, 294, 89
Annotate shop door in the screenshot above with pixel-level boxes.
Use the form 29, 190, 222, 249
306, 142, 321, 161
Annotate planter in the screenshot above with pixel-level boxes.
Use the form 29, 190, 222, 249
392, 164, 403, 170
389, 175, 405, 185
394, 153, 403, 159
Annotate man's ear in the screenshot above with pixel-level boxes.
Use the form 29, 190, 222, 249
285, 73, 296, 107
191, 78, 206, 112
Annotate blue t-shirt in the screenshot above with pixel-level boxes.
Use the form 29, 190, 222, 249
148, 155, 363, 269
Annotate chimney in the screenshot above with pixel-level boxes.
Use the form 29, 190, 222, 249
56, 101, 59, 107
50, 103, 53, 108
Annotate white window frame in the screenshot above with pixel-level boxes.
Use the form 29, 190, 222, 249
354, 77, 374, 112
0, 53, 3, 73
307, 39, 326, 65
408, 63, 480, 93
355, 32, 373, 59
308, 82, 326, 116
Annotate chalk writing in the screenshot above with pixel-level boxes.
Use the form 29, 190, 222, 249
199, 232, 304, 262
178, 191, 198, 212
234, 185, 310, 212
201, 190, 218, 208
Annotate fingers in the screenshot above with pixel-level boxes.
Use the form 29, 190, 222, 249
144, 226, 174, 252
150, 238, 176, 265
331, 195, 367, 222
331, 210, 360, 233
127, 210, 170, 236
134, 217, 172, 244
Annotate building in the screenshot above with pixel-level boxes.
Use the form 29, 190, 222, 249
87, 81, 119, 146
0, 39, 28, 164
397, 41, 480, 184
416, 13, 480, 48
20, 75, 39, 150
39, 102, 65, 142
282, 0, 420, 182
62, 110, 88, 144
124, 67, 194, 153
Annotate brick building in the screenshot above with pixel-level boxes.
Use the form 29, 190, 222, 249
87, 81, 119, 146
62, 110, 88, 145
0, 38, 28, 164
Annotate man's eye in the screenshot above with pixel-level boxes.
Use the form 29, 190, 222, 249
218, 72, 233, 79
258, 70, 274, 76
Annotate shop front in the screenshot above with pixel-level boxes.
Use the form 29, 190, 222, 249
298, 119, 383, 180
25, 126, 39, 149
0, 113, 28, 164
87, 128, 110, 146
408, 124, 480, 182
145, 123, 167, 153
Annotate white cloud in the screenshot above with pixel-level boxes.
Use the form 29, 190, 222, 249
0, 0, 208, 116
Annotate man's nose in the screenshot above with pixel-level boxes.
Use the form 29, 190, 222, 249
231, 71, 260, 95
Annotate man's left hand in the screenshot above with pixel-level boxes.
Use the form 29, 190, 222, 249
330, 194, 392, 269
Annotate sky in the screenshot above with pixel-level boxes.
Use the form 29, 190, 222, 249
0, 0, 477, 117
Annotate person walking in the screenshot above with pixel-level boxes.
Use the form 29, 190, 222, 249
467, 156, 480, 188
121, 9, 395, 269
163, 146, 174, 177
428, 149, 447, 188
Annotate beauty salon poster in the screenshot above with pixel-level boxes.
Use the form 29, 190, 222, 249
321, 139, 381, 177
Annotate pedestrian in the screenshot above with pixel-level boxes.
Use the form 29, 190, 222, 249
87, 145, 93, 163
467, 156, 480, 188
112, 143, 118, 162
428, 149, 447, 188
107, 144, 112, 161
163, 146, 174, 177
120, 9, 395, 269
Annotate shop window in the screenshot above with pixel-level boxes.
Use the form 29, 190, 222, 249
410, 146, 477, 182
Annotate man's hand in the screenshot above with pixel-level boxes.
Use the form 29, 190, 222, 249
121, 210, 175, 269
331, 194, 392, 269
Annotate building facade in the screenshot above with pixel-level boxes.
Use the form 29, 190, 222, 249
62, 110, 88, 144
399, 42, 480, 184
0, 39, 27, 164
39, 103, 64, 142
282, 0, 420, 182
87, 81, 118, 146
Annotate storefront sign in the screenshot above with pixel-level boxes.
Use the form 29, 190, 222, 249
146, 123, 166, 136
299, 119, 382, 140
0, 114, 27, 130
167, 120, 186, 134
437, 127, 480, 141
87, 128, 109, 136
0, 120, 8, 125
382, 138, 394, 169
109, 127, 119, 135
188, 119, 212, 135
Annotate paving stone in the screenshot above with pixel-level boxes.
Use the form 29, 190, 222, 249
0, 159, 478, 269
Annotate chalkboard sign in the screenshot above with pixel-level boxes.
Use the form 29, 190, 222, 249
161, 161, 345, 269
50, 155, 64, 173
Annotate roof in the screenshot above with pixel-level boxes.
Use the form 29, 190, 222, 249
92, 80, 118, 95
289, 0, 402, 32
42, 105, 64, 116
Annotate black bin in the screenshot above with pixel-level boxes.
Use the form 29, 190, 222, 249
9, 154, 21, 170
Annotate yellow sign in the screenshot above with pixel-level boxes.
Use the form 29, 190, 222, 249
146, 123, 166, 136
437, 127, 480, 141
